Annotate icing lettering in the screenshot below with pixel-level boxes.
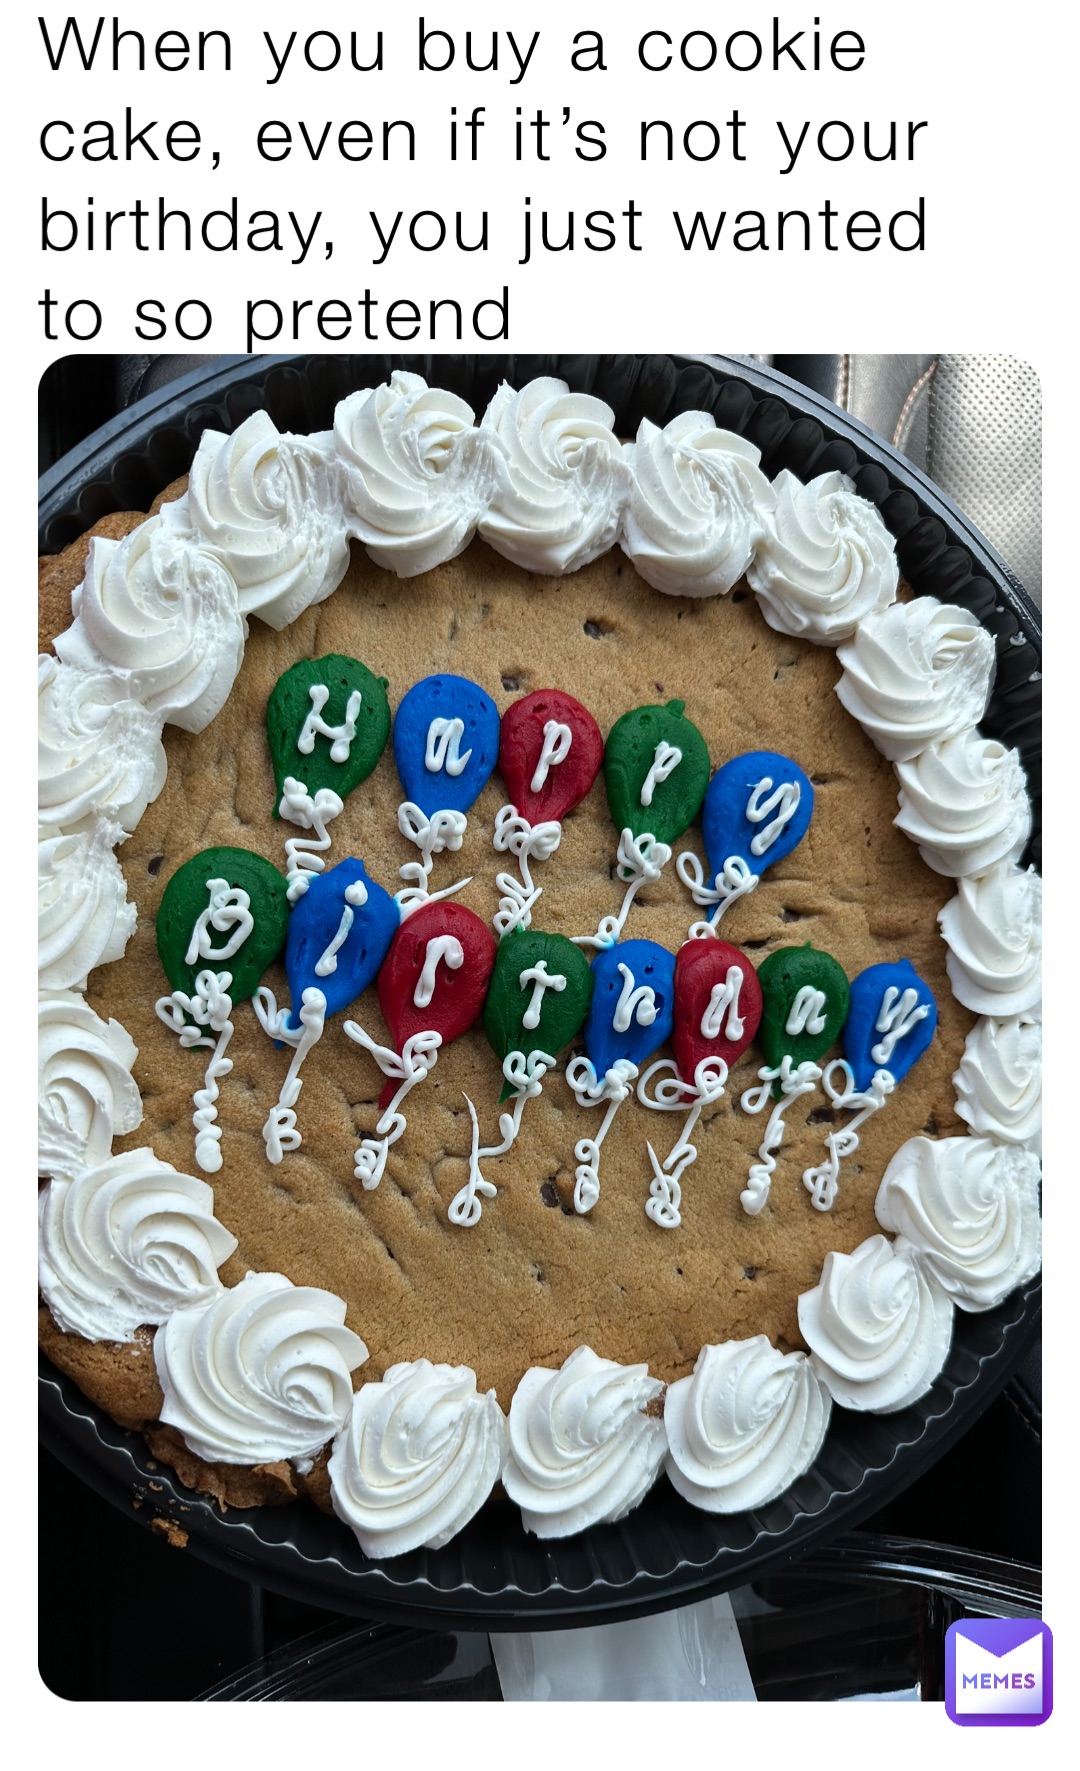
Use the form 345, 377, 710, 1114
639, 740, 683, 809
518, 959, 567, 1030
747, 777, 801, 857
413, 934, 465, 1008
425, 717, 472, 777
529, 720, 573, 793
313, 880, 369, 978
613, 961, 658, 1032
700, 967, 745, 1041
786, 985, 827, 1037
184, 879, 254, 967
871, 985, 930, 1066
297, 683, 363, 764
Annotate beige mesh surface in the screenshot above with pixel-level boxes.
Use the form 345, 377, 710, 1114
928, 355, 1041, 602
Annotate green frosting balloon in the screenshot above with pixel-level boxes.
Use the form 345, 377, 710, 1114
266, 654, 390, 813
484, 929, 594, 1100
757, 943, 850, 1080
157, 847, 290, 1004
604, 699, 710, 847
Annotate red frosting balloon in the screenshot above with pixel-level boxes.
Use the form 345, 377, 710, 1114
377, 901, 496, 1109
499, 689, 603, 827
672, 939, 763, 1081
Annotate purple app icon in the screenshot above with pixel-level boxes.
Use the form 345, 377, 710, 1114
945, 1618, 1052, 1726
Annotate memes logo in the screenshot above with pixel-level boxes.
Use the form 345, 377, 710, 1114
945, 1620, 1052, 1726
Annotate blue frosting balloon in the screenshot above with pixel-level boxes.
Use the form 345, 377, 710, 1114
843, 959, 937, 1092
702, 750, 813, 881
393, 674, 500, 818
285, 858, 399, 1027
584, 939, 675, 1078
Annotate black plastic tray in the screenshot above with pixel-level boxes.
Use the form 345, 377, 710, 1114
38, 352, 1042, 1629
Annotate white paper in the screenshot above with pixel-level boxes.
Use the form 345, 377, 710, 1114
490, 1592, 757, 1702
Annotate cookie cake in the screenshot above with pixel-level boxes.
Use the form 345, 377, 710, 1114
38, 366, 1042, 1560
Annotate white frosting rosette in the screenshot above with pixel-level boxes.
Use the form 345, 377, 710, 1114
154, 1270, 368, 1465
55, 513, 245, 733
185, 411, 350, 629
797, 1235, 953, 1412
334, 371, 499, 576
954, 1015, 1041, 1155
38, 1150, 237, 1343
893, 730, 1031, 878
620, 413, 774, 596
38, 991, 142, 1181
938, 862, 1042, 1015
834, 597, 996, 761
502, 1345, 666, 1536
38, 653, 167, 837
875, 1135, 1042, 1313
664, 1338, 831, 1513
479, 378, 630, 573
38, 823, 136, 991
328, 1360, 508, 1558
746, 468, 898, 644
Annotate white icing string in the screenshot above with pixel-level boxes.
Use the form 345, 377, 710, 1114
636, 1056, 728, 1229
449, 1049, 555, 1228
572, 827, 672, 950
279, 776, 346, 903
395, 801, 471, 915
342, 1023, 443, 1188
801, 1060, 895, 1212
259, 988, 328, 1164
492, 804, 563, 937
154, 968, 237, 1174
675, 851, 760, 940
565, 1054, 639, 1213
739, 1056, 823, 1216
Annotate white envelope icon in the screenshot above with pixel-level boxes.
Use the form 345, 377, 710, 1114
953, 1626, 1043, 1714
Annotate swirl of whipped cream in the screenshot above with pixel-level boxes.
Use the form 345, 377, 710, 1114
834, 598, 996, 761
479, 378, 630, 573
54, 511, 245, 733
328, 1360, 508, 1557
334, 371, 500, 577
38, 990, 142, 1181
38, 653, 167, 838
185, 412, 350, 629
954, 1014, 1041, 1155
155, 1270, 368, 1464
797, 1235, 953, 1412
38, 1149, 238, 1343
938, 862, 1042, 1015
502, 1345, 666, 1536
875, 1135, 1042, 1312
746, 468, 898, 644
664, 1337, 831, 1513
894, 730, 1031, 878
38, 823, 136, 991
620, 414, 774, 597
